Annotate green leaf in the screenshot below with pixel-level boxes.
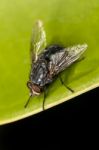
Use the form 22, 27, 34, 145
0, 0, 99, 125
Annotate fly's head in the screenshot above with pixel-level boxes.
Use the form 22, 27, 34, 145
27, 81, 41, 96
24, 81, 41, 108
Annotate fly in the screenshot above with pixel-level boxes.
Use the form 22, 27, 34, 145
25, 20, 88, 110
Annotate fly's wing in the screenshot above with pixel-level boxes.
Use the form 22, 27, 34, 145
30, 20, 46, 63
49, 44, 88, 75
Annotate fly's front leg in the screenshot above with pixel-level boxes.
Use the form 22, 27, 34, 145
59, 75, 74, 93
43, 86, 47, 111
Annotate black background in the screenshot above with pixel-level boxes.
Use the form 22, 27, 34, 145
0, 87, 98, 149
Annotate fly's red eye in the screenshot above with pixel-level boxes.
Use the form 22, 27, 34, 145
27, 81, 32, 89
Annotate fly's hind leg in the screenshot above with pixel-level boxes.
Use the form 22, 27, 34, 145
59, 75, 74, 93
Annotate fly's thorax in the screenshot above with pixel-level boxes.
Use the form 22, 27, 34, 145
30, 58, 49, 86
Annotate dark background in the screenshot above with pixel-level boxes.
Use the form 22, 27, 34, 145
0, 87, 98, 149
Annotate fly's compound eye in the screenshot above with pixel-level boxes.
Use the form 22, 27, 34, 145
27, 81, 32, 89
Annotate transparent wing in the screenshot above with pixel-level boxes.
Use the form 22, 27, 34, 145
49, 44, 88, 75
30, 20, 46, 62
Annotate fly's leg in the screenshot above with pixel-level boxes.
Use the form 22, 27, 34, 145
59, 56, 85, 93
59, 75, 74, 93
43, 86, 47, 111
24, 94, 32, 108
59, 56, 85, 92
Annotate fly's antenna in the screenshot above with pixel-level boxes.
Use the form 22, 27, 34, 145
24, 94, 33, 108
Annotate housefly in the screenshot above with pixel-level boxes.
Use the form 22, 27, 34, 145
25, 20, 88, 110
